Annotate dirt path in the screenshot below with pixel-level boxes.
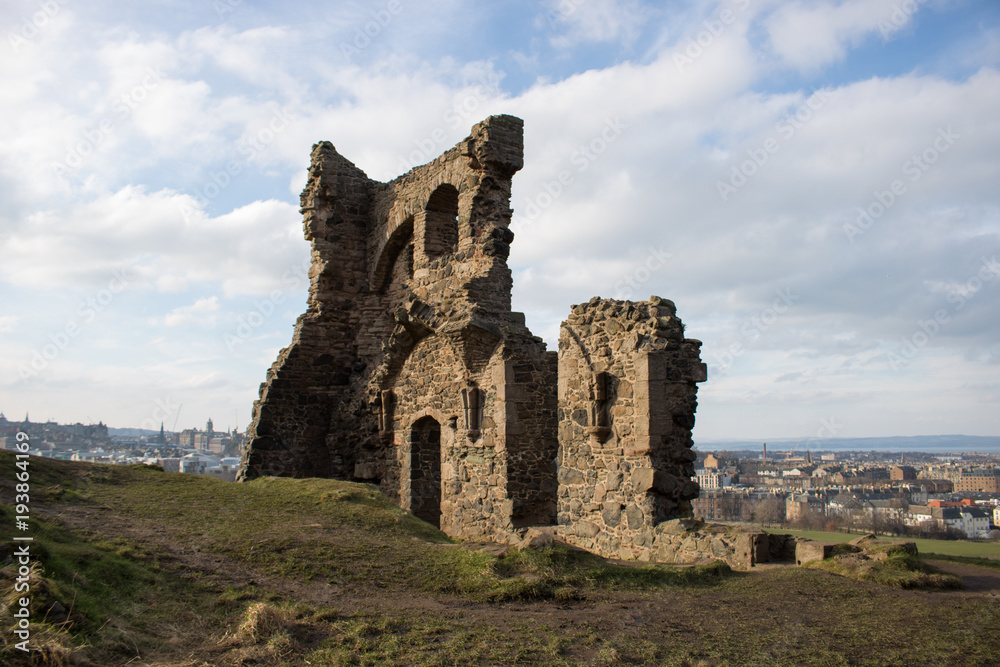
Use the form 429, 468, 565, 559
925, 559, 1000, 597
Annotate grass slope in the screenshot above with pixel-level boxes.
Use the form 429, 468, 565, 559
1, 452, 998, 666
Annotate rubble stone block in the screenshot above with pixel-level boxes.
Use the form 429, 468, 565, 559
796, 540, 834, 565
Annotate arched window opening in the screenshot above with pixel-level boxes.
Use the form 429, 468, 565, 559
375, 216, 414, 293
423, 184, 459, 259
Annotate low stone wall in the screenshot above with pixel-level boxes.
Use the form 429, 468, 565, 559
537, 520, 801, 570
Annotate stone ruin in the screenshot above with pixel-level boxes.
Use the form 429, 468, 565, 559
238, 114, 781, 566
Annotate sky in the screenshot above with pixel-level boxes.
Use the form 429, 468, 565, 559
1, 0, 998, 444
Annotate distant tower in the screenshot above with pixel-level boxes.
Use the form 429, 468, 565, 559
24, 412, 30, 424
762, 443, 767, 461
206, 418, 214, 433
806, 450, 812, 464
157, 422, 166, 445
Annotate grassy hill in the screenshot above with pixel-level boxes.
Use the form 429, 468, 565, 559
2, 451, 999, 666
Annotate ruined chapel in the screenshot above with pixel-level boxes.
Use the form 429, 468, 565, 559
238, 115, 717, 561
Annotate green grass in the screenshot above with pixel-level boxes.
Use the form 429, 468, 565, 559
805, 541, 963, 590
0, 506, 223, 664
4, 452, 1000, 666
443, 544, 732, 601
767, 528, 1000, 560
30, 457, 730, 603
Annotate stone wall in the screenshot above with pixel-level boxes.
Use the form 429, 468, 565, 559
238, 142, 374, 480
240, 115, 721, 564
556, 297, 707, 560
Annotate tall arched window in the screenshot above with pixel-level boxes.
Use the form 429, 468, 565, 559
423, 184, 459, 259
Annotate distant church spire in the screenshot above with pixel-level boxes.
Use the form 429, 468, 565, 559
158, 422, 166, 445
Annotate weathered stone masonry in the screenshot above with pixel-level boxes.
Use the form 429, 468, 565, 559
240, 115, 748, 563
556, 298, 707, 560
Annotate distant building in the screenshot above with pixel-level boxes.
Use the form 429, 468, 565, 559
829, 471, 857, 485
703, 453, 721, 470
918, 479, 953, 494
927, 499, 975, 508
697, 470, 731, 490
905, 504, 991, 538
957, 507, 991, 538
890, 465, 917, 481
957, 471, 1000, 493
178, 419, 239, 454
827, 493, 863, 517
158, 457, 181, 473
786, 493, 824, 523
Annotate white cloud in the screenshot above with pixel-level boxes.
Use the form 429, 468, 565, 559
0, 1, 997, 439
163, 296, 220, 328
764, 0, 917, 71
156, 275, 189, 293
0, 187, 306, 297
545, 0, 650, 48
0, 316, 19, 333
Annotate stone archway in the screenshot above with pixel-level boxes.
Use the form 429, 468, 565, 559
410, 416, 442, 527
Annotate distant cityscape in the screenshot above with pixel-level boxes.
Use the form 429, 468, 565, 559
3, 412, 998, 539
0, 412, 245, 482
691, 446, 1000, 540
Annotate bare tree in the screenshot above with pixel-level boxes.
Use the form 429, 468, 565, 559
752, 496, 785, 527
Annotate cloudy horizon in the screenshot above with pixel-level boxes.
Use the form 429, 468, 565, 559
1, 0, 998, 442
